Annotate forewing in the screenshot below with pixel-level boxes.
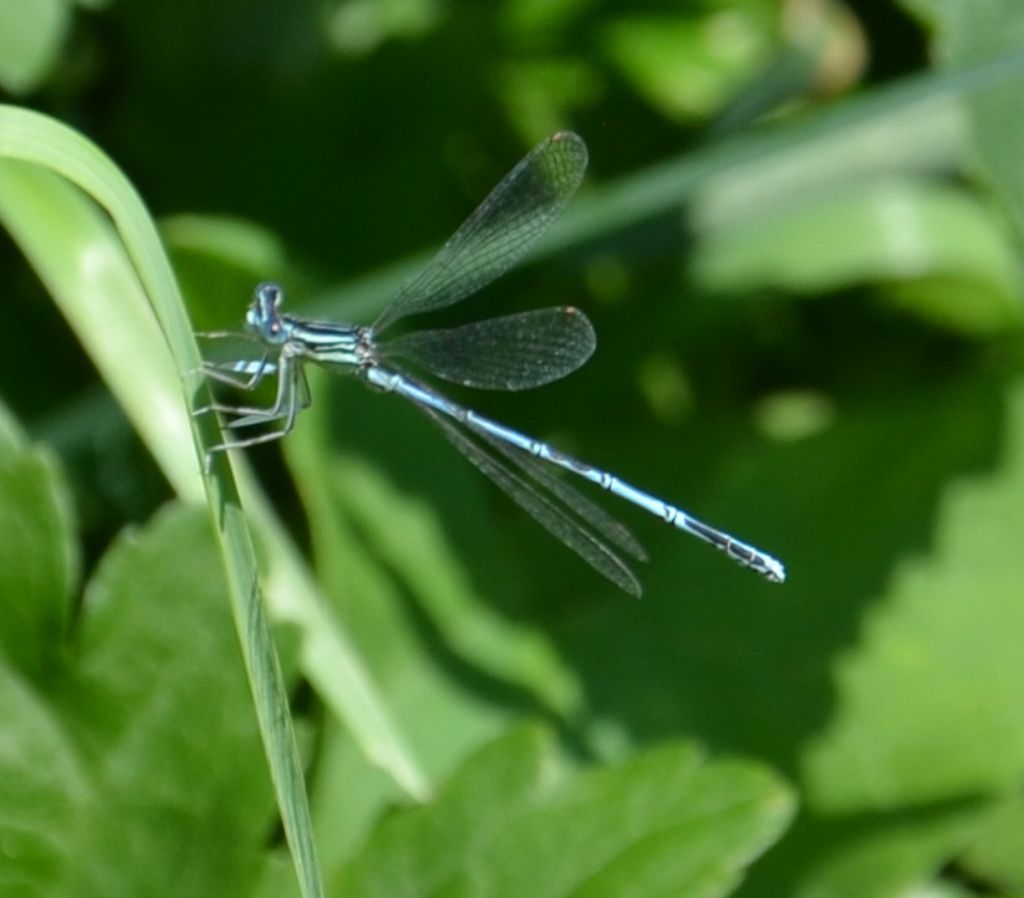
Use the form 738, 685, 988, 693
373, 132, 588, 333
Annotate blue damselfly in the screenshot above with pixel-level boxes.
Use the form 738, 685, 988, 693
198, 132, 785, 594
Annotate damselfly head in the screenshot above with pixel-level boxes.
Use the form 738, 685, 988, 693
247, 281, 287, 344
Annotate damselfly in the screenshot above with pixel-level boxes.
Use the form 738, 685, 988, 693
198, 131, 785, 594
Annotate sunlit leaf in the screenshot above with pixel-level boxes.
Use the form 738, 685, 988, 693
336, 727, 795, 898
693, 179, 1023, 335
0, 0, 69, 94
0, 493, 276, 897
602, 10, 774, 121
0, 404, 77, 678
805, 383, 1024, 811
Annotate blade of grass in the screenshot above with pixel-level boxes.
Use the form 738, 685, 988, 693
0, 164, 426, 813
0, 105, 422, 898
311, 45, 1024, 321
0, 107, 328, 898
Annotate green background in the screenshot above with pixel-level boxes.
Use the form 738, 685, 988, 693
2, 1, 1024, 896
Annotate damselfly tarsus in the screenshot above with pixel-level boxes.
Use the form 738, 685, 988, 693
197, 131, 785, 594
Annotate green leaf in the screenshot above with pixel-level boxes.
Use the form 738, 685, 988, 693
0, 0, 70, 94
295, 435, 581, 716
0, 659, 88, 898
0, 160, 198, 494
0, 404, 77, 678
804, 382, 1024, 812
958, 796, 1024, 892
336, 727, 795, 898
316, 49, 1024, 322
0, 133, 425, 812
60, 505, 274, 897
0, 103, 419, 898
283, 387, 584, 866
499, 58, 601, 144
0, 501, 276, 897
289, 367, 582, 715
601, 11, 774, 121
553, 371, 1002, 804
792, 808, 984, 898
896, 0, 1024, 242
499, 0, 596, 40
325, 0, 442, 57
692, 179, 1024, 335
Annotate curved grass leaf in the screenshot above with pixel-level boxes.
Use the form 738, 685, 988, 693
0, 105, 326, 898
310, 48, 1024, 323
0, 104, 420, 898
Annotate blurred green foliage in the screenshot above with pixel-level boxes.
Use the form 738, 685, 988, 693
3, 0, 1024, 896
